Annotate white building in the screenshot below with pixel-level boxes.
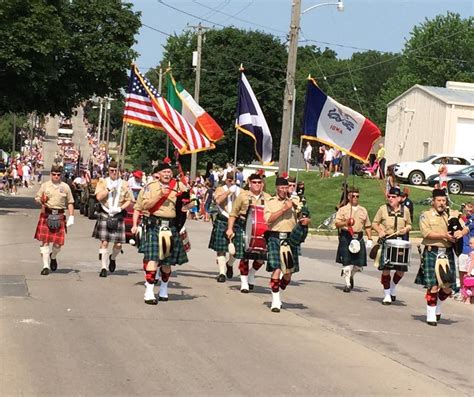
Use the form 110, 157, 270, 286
385, 81, 474, 165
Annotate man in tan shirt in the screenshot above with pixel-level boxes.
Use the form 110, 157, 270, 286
208, 171, 240, 283
335, 187, 372, 292
226, 173, 271, 292
92, 160, 133, 277
34, 164, 75, 275
372, 187, 412, 305
415, 189, 467, 326
134, 161, 189, 305
264, 177, 310, 312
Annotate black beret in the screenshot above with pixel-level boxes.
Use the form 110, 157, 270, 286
432, 188, 447, 198
153, 162, 172, 174
275, 177, 289, 186
248, 173, 262, 181
388, 187, 401, 196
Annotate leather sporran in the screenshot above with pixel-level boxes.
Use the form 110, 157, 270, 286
47, 214, 62, 230
106, 214, 122, 232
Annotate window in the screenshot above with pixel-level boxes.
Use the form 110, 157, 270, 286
447, 157, 469, 165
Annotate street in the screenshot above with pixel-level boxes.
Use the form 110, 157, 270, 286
1, 119, 472, 396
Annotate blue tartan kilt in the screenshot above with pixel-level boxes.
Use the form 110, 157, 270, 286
414, 248, 455, 288
138, 223, 188, 265
265, 236, 300, 273
336, 230, 367, 267
208, 216, 230, 253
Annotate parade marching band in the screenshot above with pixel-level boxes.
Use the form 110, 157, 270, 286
34, 159, 470, 324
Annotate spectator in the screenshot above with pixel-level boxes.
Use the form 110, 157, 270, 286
235, 167, 244, 187
385, 166, 397, 196
21, 162, 30, 188
401, 188, 414, 222
203, 179, 214, 222
438, 158, 448, 191
303, 141, 313, 172
324, 146, 334, 178
458, 203, 474, 299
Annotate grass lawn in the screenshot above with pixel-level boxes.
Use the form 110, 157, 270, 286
266, 172, 472, 231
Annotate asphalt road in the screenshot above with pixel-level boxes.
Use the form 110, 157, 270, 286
1, 119, 473, 396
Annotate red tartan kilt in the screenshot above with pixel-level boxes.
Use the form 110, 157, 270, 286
34, 213, 66, 246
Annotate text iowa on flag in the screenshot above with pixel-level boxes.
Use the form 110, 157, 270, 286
166, 72, 224, 142
235, 72, 273, 165
301, 78, 381, 162
123, 65, 214, 154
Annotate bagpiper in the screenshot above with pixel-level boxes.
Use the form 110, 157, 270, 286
92, 160, 133, 277
226, 173, 271, 292
133, 161, 189, 305
415, 189, 467, 326
335, 187, 372, 292
371, 187, 412, 304
264, 177, 310, 312
34, 164, 75, 275
208, 171, 240, 282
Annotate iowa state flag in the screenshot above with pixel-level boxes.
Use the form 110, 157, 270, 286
302, 78, 381, 161
166, 72, 224, 142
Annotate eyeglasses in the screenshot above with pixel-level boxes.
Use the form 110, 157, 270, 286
388, 195, 398, 199
289, 184, 296, 187
251, 181, 262, 184
51, 172, 61, 176
109, 169, 117, 172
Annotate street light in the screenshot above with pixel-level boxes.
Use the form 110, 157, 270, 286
278, 0, 344, 174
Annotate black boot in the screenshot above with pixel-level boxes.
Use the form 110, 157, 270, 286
40, 268, 50, 276
109, 255, 116, 272
99, 268, 107, 277
50, 254, 58, 271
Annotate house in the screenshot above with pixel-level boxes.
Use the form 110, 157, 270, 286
384, 81, 474, 165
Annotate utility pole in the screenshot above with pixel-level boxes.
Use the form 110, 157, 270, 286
12, 113, 16, 153
190, 23, 208, 179
278, 0, 302, 174
97, 98, 103, 142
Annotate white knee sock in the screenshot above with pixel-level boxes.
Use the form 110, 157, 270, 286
435, 300, 442, 316
217, 256, 226, 275
240, 275, 249, 291
227, 256, 236, 267
390, 280, 397, 297
144, 281, 155, 300
111, 246, 121, 260
248, 267, 257, 285
342, 266, 352, 286
99, 248, 108, 269
159, 281, 168, 298
51, 245, 61, 260
426, 305, 437, 322
40, 246, 50, 269
271, 291, 281, 310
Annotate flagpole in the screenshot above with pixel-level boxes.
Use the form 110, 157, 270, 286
234, 128, 239, 167
118, 122, 125, 168
157, 66, 168, 157
296, 136, 303, 184
287, 86, 297, 173
121, 123, 128, 171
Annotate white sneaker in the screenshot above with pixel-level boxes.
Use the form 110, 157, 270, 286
240, 275, 249, 293
382, 294, 392, 305
159, 281, 168, 301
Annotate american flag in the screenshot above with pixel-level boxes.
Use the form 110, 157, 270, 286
123, 65, 214, 154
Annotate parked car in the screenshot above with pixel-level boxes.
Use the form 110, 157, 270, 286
427, 165, 474, 194
392, 154, 474, 185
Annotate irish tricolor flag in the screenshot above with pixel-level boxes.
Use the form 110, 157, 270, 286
166, 73, 224, 142
302, 78, 381, 161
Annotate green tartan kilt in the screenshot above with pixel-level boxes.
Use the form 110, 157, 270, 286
138, 223, 188, 265
414, 248, 455, 288
233, 221, 267, 261
336, 230, 367, 267
208, 216, 230, 253
265, 236, 300, 273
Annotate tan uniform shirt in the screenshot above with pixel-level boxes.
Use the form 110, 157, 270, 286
373, 204, 412, 236
264, 196, 297, 232
95, 178, 133, 208
140, 180, 187, 218
230, 190, 271, 218
336, 203, 371, 233
36, 181, 74, 210
420, 209, 463, 248
134, 189, 144, 212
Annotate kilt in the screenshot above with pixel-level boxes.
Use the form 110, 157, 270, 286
414, 247, 455, 288
208, 215, 230, 253
265, 236, 299, 273
34, 213, 66, 246
92, 213, 126, 244
234, 220, 267, 261
377, 239, 408, 272
336, 230, 367, 267
139, 223, 188, 265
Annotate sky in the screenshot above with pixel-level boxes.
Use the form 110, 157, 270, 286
130, 0, 473, 72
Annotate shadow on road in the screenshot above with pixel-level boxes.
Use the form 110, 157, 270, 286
0, 196, 37, 210
333, 285, 369, 293
411, 314, 460, 325
367, 296, 407, 307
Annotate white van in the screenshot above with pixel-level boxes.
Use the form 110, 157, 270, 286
57, 123, 74, 145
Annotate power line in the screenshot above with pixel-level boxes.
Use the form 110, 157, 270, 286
142, 23, 172, 37
157, 0, 226, 28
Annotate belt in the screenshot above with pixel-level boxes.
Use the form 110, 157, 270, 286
340, 230, 363, 239
425, 246, 452, 253
45, 208, 65, 214
266, 231, 290, 240
144, 216, 175, 227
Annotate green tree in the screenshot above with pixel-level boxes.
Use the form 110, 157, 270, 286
377, 12, 473, 131
0, 0, 141, 116
142, 27, 288, 167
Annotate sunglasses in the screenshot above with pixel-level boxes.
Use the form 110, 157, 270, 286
109, 169, 118, 172
350, 194, 360, 198
51, 172, 61, 176
388, 195, 398, 199
251, 181, 262, 184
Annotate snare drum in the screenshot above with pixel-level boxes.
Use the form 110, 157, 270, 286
383, 239, 411, 267
244, 205, 268, 254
